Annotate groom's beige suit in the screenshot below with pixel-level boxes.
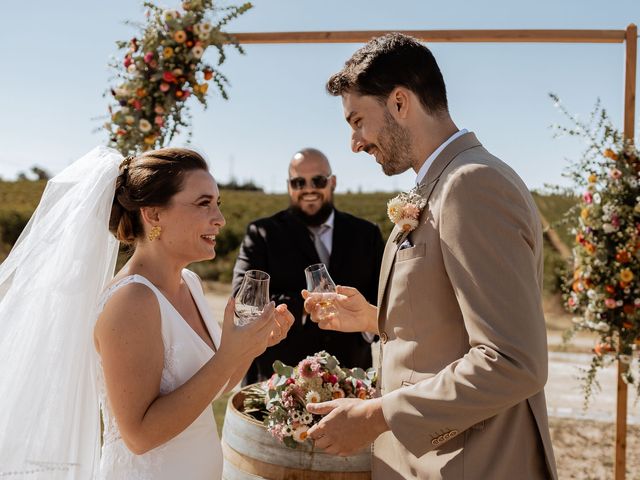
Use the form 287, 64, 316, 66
373, 132, 558, 479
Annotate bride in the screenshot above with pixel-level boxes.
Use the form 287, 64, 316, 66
0, 146, 293, 479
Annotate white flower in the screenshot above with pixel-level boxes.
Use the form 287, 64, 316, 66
301, 412, 313, 425
127, 64, 137, 73
387, 197, 404, 223
586, 289, 597, 299
199, 21, 212, 34
397, 217, 419, 233
164, 9, 179, 22
290, 410, 301, 422
594, 321, 610, 332
292, 426, 309, 443
191, 45, 204, 59
139, 119, 152, 133
603, 223, 616, 233
619, 354, 632, 365
593, 193, 602, 204
305, 390, 321, 404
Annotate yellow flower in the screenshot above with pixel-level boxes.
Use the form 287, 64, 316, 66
143, 134, 157, 145
580, 207, 589, 220
174, 30, 187, 43
196, 83, 208, 94
588, 173, 597, 183
163, 47, 174, 59
620, 269, 634, 283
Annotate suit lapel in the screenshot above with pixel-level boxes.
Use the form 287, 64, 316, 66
284, 211, 319, 264
376, 132, 482, 310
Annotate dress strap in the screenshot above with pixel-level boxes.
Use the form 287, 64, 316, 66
97, 274, 161, 314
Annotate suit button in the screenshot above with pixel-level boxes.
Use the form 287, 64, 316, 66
380, 332, 388, 343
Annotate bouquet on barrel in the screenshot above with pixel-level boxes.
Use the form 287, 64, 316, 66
243, 351, 377, 449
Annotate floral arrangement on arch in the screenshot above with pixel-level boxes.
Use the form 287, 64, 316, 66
551, 93, 640, 405
104, 0, 252, 156
243, 351, 377, 449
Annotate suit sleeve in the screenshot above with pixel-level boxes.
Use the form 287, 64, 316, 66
232, 222, 268, 296
381, 164, 548, 456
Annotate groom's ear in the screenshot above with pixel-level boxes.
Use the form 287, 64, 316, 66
388, 87, 410, 120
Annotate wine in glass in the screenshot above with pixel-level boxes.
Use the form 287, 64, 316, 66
304, 263, 338, 322
234, 270, 270, 326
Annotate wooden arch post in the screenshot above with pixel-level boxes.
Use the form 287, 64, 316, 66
229, 26, 638, 479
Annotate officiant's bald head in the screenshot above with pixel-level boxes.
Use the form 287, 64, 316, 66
287, 148, 336, 225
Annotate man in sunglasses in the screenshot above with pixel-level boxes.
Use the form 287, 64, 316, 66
232, 147, 384, 385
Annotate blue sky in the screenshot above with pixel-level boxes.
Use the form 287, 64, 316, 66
0, 0, 638, 192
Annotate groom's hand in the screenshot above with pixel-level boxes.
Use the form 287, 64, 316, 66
301, 285, 378, 333
306, 397, 388, 456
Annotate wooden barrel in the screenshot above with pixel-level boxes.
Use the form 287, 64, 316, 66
221, 388, 372, 480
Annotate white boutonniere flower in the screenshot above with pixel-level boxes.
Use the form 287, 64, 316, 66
387, 187, 427, 243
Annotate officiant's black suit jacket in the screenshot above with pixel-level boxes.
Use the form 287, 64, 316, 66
232, 208, 385, 384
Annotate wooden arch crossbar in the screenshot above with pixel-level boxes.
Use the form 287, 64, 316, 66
228, 26, 638, 480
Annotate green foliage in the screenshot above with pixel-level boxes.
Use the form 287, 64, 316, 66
0, 181, 575, 297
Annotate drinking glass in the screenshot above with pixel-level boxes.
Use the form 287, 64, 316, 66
234, 270, 270, 326
304, 263, 338, 321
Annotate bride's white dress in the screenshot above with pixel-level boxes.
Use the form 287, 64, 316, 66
96, 269, 223, 480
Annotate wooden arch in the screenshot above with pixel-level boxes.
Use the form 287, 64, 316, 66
229, 26, 638, 479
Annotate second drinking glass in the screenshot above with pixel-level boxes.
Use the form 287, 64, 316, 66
234, 269, 270, 326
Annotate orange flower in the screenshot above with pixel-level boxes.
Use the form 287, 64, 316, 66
174, 30, 187, 43
594, 343, 612, 356
604, 149, 619, 160
622, 320, 634, 328
605, 285, 616, 294
136, 88, 146, 98
588, 173, 597, 183
620, 269, 634, 283
143, 134, 157, 145
204, 69, 214, 80
572, 281, 583, 293
584, 243, 596, 254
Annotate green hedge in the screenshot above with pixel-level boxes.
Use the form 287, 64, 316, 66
0, 180, 574, 291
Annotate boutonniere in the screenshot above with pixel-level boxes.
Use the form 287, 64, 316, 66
387, 187, 427, 244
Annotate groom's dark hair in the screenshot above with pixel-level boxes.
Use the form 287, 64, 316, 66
326, 32, 448, 116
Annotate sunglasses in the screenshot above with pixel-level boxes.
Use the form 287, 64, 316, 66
288, 174, 332, 190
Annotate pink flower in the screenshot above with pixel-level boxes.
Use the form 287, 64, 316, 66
610, 168, 622, 179
583, 192, 593, 204
605, 298, 617, 309
402, 203, 421, 219
154, 115, 164, 127
298, 358, 321, 378
123, 56, 132, 68
611, 215, 620, 228
160, 82, 170, 92
143, 52, 154, 64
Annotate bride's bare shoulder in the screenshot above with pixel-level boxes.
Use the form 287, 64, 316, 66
94, 282, 161, 352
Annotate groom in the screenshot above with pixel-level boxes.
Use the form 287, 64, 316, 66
304, 33, 558, 479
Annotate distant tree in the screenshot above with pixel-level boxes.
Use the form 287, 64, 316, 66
218, 179, 263, 192
30, 166, 50, 181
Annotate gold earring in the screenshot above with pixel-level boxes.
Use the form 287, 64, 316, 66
148, 225, 162, 242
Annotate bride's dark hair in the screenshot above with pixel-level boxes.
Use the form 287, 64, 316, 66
109, 147, 208, 244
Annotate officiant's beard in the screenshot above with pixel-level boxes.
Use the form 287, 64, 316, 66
289, 201, 334, 226
367, 110, 414, 176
